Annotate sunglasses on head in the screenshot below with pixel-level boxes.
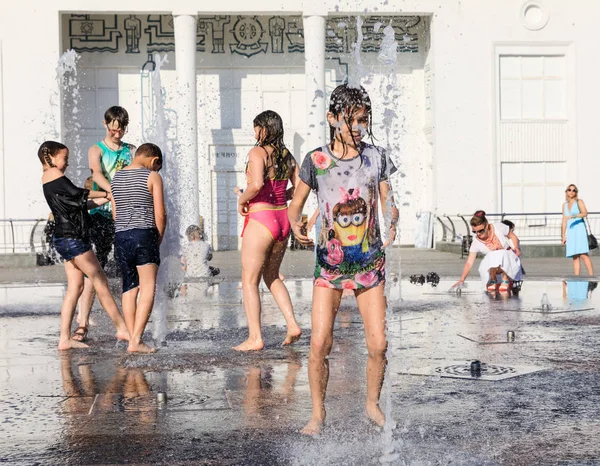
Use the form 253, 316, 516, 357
472, 225, 487, 235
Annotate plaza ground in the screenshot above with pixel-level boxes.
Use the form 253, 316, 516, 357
1, 249, 600, 465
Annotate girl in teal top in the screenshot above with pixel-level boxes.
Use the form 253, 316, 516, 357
89, 140, 133, 217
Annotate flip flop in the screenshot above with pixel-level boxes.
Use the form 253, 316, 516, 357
72, 326, 88, 342
486, 280, 497, 292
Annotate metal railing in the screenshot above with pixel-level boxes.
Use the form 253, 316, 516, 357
0, 219, 49, 254
436, 212, 599, 251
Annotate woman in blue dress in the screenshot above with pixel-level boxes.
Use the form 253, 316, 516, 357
562, 184, 594, 275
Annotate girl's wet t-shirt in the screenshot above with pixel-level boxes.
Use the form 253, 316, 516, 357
42, 176, 91, 240
299, 143, 397, 290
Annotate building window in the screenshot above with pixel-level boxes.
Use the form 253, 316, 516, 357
499, 55, 566, 120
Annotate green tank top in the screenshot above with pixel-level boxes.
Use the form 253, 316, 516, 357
90, 140, 133, 217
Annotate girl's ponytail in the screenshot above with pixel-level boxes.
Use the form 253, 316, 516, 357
43, 147, 54, 167
38, 141, 68, 167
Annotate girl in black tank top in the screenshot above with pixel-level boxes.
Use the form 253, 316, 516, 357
39, 141, 130, 350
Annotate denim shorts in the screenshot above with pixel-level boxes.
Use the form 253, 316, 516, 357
52, 237, 92, 262
115, 228, 161, 293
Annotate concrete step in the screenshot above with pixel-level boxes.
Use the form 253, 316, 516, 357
435, 241, 598, 258
0, 253, 38, 267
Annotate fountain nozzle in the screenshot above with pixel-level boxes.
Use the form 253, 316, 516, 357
470, 360, 482, 376
540, 293, 551, 311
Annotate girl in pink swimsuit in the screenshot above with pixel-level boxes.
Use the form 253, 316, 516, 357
233, 110, 302, 351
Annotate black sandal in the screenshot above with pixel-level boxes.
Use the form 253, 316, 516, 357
72, 326, 88, 342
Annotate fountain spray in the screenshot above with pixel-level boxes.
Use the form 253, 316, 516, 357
144, 53, 184, 345
377, 21, 402, 464
57, 50, 84, 184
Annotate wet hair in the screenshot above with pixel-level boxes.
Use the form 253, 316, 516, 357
135, 143, 163, 164
332, 190, 368, 220
186, 224, 204, 241
328, 83, 375, 155
470, 210, 488, 227
565, 183, 579, 201
253, 110, 293, 180
104, 106, 129, 129
501, 219, 515, 232
37, 141, 68, 167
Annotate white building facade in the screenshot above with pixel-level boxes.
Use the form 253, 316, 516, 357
0, 0, 597, 250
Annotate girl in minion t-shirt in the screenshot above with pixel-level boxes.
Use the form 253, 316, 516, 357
289, 83, 399, 436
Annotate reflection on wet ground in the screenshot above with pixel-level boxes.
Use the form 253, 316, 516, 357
2, 278, 600, 464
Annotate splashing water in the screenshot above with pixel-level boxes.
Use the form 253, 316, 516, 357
540, 293, 550, 311
57, 50, 84, 184
347, 15, 404, 462
348, 17, 365, 88
378, 22, 401, 465
144, 53, 184, 345
378, 24, 398, 66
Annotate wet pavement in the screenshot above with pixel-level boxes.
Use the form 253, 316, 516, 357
2, 250, 600, 465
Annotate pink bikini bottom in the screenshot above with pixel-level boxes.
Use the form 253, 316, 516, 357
242, 205, 290, 242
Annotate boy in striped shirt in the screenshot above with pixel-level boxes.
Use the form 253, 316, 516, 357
111, 143, 166, 353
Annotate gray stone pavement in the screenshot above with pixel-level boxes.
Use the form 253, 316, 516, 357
1, 249, 600, 464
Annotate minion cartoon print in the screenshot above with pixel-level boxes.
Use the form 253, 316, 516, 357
299, 143, 397, 290
332, 188, 369, 260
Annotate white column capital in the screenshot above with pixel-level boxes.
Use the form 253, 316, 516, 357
302, 8, 328, 17
172, 10, 198, 17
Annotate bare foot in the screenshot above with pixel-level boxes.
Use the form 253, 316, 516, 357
366, 402, 385, 427
232, 338, 264, 351
300, 415, 325, 436
116, 328, 130, 342
127, 342, 157, 353
282, 328, 302, 346
58, 338, 89, 350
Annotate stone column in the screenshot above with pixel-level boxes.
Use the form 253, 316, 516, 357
303, 14, 327, 151
173, 13, 200, 237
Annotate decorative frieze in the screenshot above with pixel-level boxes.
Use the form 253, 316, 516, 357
67, 14, 423, 56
